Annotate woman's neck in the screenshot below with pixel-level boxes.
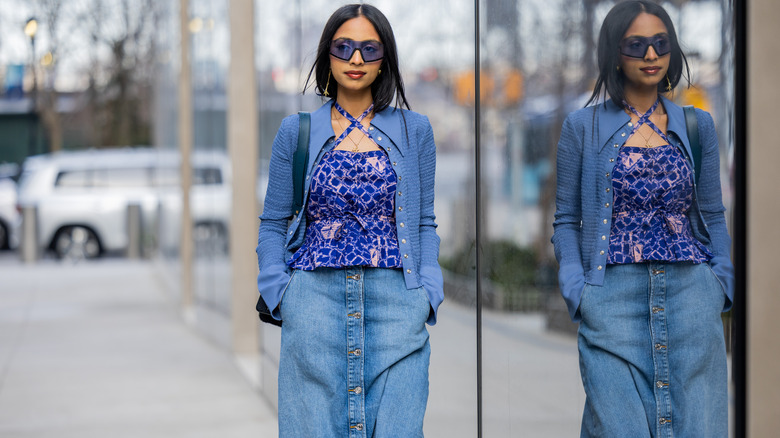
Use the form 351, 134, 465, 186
623, 87, 662, 114
336, 90, 374, 118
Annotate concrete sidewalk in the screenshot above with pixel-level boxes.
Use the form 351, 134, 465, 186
0, 256, 278, 438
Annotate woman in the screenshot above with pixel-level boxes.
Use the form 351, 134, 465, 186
256, 4, 443, 437
552, 2, 733, 436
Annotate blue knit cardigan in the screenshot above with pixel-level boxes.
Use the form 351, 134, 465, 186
552, 97, 734, 322
257, 100, 444, 325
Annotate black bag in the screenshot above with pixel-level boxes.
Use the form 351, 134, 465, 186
256, 112, 310, 327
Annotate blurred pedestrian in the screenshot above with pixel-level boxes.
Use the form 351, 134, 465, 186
256, 4, 443, 437
551, 1, 733, 436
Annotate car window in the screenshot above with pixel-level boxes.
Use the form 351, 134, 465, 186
153, 167, 180, 187
193, 167, 222, 185
55, 170, 92, 188
93, 168, 152, 188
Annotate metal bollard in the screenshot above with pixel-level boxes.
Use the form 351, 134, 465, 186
126, 203, 142, 259
20, 206, 38, 263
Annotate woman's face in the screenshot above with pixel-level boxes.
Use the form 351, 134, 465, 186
329, 16, 383, 97
619, 12, 671, 92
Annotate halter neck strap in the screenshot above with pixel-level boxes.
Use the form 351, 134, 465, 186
623, 98, 670, 145
333, 102, 375, 148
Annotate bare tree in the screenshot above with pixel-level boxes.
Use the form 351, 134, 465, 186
33, 0, 66, 152
84, 0, 159, 147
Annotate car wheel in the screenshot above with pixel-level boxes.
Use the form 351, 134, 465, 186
0, 223, 7, 250
54, 226, 101, 260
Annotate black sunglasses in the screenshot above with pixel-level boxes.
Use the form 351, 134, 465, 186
619, 34, 671, 58
329, 38, 384, 63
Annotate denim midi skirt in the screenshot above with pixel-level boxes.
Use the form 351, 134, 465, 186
277, 266, 431, 438
577, 262, 728, 438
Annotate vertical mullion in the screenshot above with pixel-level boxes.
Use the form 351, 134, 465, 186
732, 0, 747, 436
474, 0, 483, 437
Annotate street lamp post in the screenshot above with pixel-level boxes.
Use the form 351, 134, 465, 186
24, 17, 39, 155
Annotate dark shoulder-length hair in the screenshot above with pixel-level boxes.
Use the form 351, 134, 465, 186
304, 3, 410, 112
586, 0, 691, 108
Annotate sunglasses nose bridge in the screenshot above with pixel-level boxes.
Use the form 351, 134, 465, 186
644, 44, 659, 60
348, 48, 365, 64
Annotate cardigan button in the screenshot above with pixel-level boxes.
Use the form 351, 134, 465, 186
598, 266, 603, 270
401, 239, 407, 244
399, 222, 405, 227
369, 127, 374, 131
601, 235, 606, 240
603, 219, 608, 224
605, 203, 610, 207
610, 158, 615, 162
378, 136, 383, 141
398, 206, 403, 211
600, 250, 605, 255
406, 269, 412, 274
404, 254, 409, 258
392, 162, 398, 166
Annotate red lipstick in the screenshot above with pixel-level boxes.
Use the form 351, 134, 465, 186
346, 70, 366, 79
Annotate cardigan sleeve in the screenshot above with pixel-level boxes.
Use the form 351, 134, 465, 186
417, 116, 444, 325
695, 108, 734, 310
551, 114, 587, 321
256, 114, 299, 320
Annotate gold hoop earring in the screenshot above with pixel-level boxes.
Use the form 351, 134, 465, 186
324, 70, 331, 97
666, 75, 672, 91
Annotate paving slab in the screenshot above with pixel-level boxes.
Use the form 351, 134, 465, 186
0, 256, 277, 438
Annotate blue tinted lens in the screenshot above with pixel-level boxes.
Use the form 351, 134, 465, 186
330, 39, 384, 62
620, 35, 671, 58
651, 36, 670, 56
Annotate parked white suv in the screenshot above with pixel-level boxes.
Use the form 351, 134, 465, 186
16, 148, 231, 259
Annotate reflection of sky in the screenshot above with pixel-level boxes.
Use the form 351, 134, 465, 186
1, 0, 725, 92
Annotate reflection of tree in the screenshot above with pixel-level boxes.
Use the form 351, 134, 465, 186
537, 0, 583, 264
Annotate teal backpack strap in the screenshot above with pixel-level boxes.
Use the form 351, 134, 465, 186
292, 112, 310, 216
683, 105, 701, 185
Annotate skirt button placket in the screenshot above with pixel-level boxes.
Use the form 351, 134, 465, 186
649, 263, 673, 437
346, 267, 366, 437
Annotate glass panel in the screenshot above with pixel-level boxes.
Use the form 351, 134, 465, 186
255, 1, 478, 435
478, 0, 582, 433
152, 0, 232, 326
478, 0, 735, 434
189, 0, 231, 319
153, 0, 183, 281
